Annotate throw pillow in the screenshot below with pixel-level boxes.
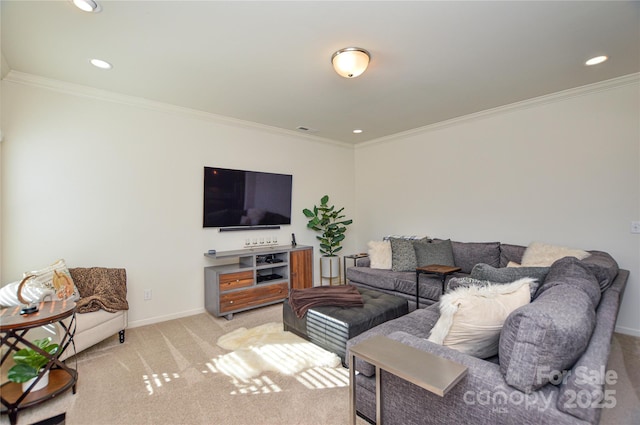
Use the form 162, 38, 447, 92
520, 241, 590, 266
413, 239, 455, 267
471, 263, 549, 295
0, 259, 80, 307
367, 240, 392, 270
427, 278, 534, 359
447, 275, 540, 300
390, 238, 417, 272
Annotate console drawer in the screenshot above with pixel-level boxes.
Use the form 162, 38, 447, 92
219, 271, 254, 291
219, 282, 288, 313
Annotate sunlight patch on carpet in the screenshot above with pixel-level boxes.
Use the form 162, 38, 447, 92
212, 322, 342, 384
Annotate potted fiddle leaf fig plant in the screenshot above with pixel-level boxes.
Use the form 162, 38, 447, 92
303, 195, 353, 283
8, 337, 58, 391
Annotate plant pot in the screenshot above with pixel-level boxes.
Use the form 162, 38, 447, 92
22, 369, 49, 392
320, 256, 340, 285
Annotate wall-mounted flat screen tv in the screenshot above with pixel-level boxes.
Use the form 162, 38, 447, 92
203, 167, 293, 228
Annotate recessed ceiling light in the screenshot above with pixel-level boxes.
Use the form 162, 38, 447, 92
353, 129, 363, 134
72, 0, 101, 13
90, 58, 112, 69
585, 56, 608, 66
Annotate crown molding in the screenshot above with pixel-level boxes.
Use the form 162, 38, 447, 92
2, 71, 353, 150
4, 70, 637, 151
357, 72, 640, 149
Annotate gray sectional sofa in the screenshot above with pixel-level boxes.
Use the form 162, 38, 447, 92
346, 240, 628, 424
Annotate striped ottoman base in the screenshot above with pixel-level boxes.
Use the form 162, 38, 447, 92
282, 287, 409, 365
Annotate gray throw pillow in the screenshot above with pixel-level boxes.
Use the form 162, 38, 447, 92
390, 238, 417, 272
471, 263, 549, 287
413, 239, 455, 267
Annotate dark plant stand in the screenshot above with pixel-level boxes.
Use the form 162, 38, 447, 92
1, 301, 77, 425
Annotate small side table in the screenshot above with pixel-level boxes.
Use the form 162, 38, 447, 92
1, 301, 78, 425
349, 335, 467, 424
415, 265, 461, 309
343, 253, 368, 285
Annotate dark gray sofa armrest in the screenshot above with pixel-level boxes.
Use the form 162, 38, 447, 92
355, 256, 370, 267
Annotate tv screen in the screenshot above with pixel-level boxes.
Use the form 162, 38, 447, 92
203, 167, 293, 228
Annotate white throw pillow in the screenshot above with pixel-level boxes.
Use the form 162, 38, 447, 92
367, 240, 392, 270
0, 259, 79, 307
427, 278, 534, 358
521, 241, 590, 267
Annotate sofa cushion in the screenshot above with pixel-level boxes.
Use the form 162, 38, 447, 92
390, 238, 418, 272
413, 239, 455, 267
395, 274, 443, 302
499, 284, 597, 394
536, 257, 601, 308
499, 243, 526, 267
581, 250, 619, 292
367, 240, 392, 270
427, 278, 533, 359
471, 263, 549, 289
520, 241, 590, 266
347, 267, 405, 292
450, 241, 501, 274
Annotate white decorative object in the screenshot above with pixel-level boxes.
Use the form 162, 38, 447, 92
22, 370, 49, 392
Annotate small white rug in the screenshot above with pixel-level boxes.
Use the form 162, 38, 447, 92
214, 322, 341, 380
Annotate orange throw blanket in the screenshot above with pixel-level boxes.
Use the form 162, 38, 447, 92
288, 285, 364, 318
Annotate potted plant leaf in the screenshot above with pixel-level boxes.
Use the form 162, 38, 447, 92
303, 195, 353, 283
8, 337, 59, 391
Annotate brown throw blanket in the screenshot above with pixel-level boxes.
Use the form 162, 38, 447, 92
288, 285, 364, 318
69, 267, 129, 314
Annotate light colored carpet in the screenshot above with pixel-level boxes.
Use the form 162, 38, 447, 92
10, 305, 359, 425
215, 322, 341, 381
7, 304, 639, 425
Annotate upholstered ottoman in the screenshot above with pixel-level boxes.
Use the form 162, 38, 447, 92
283, 287, 408, 364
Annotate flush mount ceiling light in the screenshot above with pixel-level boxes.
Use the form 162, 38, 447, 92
72, 0, 101, 13
331, 47, 370, 78
90, 58, 112, 69
585, 55, 608, 66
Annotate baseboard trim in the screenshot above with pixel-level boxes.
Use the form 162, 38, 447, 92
614, 325, 640, 338
128, 307, 206, 329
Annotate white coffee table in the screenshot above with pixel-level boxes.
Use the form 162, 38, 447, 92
349, 335, 468, 424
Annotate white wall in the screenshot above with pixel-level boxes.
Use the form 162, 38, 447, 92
3, 73, 638, 336
354, 76, 640, 336
0, 75, 356, 327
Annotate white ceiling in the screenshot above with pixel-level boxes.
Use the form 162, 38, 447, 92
2, 1, 639, 144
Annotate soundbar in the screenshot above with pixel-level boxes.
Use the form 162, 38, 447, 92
219, 225, 281, 232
